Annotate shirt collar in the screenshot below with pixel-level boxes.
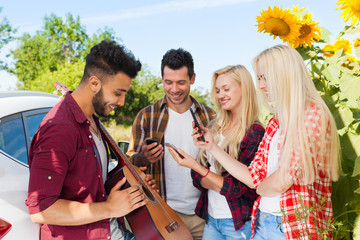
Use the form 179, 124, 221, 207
65, 91, 88, 124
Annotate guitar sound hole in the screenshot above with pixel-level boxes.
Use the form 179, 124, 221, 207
141, 185, 156, 203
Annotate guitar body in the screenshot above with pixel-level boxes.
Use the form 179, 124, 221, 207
105, 164, 193, 240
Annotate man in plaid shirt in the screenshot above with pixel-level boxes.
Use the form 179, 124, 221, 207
127, 48, 215, 240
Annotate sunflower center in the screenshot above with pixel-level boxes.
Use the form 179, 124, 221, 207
265, 18, 290, 36
299, 24, 311, 38
350, 1, 360, 14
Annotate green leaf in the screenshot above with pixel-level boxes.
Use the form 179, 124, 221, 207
333, 107, 353, 131
320, 27, 331, 44
322, 64, 341, 84
339, 77, 360, 108
312, 62, 323, 76
355, 47, 360, 59
332, 175, 353, 210
352, 109, 360, 119
352, 155, 360, 177
341, 132, 360, 160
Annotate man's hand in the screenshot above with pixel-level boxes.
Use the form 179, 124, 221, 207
106, 177, 148, 218
134, 140, 164, 166
139, 166, 158, 192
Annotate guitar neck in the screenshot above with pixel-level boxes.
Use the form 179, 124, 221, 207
99, 123, 144, 183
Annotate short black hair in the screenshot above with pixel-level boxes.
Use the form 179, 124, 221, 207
161, 48, 194, 79
82, 40, 142, 82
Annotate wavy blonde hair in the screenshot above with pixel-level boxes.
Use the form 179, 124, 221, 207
197, 65, 260, 173
253, 45, 340, 183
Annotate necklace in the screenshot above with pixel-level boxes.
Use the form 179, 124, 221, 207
89, 117, 101, 139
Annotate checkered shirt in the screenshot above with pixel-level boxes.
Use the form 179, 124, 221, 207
126, 95, 216, 200
249, 104, 334, 239
191, 123, 264, 230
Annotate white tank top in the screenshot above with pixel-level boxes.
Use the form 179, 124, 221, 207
259, 129, 282, 216
207, 134, 232, 218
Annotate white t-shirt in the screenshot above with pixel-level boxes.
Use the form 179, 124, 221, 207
207, 134, 232, 219
92, 132, 124, 240
259, 129, 282, 216
164, 106, 201, 215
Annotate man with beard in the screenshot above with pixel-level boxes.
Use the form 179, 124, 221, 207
127, 48, 216, 240
26, 40, 150, 240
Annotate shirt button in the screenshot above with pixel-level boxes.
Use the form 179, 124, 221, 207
89, 135, 92, 138
107, 236, 110, 239
98, 175, 101, 178
48, 176, 52, 180
102, 194, 105, 198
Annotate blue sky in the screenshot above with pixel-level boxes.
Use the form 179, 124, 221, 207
0, 0, 348, 92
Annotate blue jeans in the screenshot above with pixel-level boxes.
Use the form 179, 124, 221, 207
202, 215, 252, 240
252, 211, 285, 240
124, 231, 135, 240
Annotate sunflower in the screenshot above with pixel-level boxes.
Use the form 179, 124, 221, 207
334, 38, 352, 54
321, 44, 335, 57
291, 12, 321, 48
256, 6, 300, 44
354, 38, 360, 48
336, 0, 360, 26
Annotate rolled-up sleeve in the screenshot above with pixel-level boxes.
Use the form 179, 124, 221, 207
26, 122, 76, 214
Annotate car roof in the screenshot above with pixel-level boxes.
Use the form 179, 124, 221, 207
0, 91, 61, 118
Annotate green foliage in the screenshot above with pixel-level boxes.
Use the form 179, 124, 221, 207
0, 7, 16, 69
7, 13, 118, 89
28, 61, 85, 93
295, 26, 360, 239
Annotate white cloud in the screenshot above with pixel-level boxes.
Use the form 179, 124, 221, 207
82, 0, 255, 24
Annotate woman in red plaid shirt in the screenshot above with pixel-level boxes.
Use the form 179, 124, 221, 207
186, 45, 340, 239
167, 65, 265, 240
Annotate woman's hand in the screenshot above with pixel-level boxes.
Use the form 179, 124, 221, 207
167, 147, 198, 170
192, 123, 215, 152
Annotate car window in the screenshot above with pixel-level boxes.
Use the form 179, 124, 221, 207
0, 113, 27, 164
23, 111, 48, 148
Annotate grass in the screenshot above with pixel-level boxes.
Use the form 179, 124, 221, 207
104, 121, 132, 143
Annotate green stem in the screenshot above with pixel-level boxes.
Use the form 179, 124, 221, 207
334, 210, 360, 219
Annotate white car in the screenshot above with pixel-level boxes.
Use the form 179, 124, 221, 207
0, 91, 60, 239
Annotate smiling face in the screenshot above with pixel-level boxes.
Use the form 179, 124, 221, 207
162, 65, 194, 112
92, 72, 132, 116
215, 74, 242, 115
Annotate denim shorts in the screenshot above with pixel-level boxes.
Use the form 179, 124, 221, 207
202, 215, 252, 240
252, 211, 285, 240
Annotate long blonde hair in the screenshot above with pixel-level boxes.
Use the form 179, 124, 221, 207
253, 45, 340, 183
197, 65, 260, 173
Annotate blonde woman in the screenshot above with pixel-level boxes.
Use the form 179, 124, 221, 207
177, 45, 340, 239
167, 65, 265, 240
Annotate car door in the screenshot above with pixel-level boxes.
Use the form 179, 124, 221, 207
0, 107, 52, 239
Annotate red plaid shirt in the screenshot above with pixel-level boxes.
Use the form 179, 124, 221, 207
249, 104, 334, 239
191, 123, 264, 230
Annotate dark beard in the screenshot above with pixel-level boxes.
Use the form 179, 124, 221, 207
92, 88, 107, 116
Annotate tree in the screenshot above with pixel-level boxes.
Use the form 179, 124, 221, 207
7, 13, 118, 89
0, 7, 16, 70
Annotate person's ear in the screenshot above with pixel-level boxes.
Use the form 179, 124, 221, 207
89, 76, 101, 92
190, 73, 196, 85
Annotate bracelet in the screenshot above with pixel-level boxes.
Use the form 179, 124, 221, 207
203, 168, 210, 178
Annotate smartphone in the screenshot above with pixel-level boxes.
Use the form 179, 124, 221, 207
190, 108, 205, 142
165, 143, 185, 159
145, 138, 159, 150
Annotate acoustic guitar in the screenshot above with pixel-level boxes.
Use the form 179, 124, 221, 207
54, 82, 193, 240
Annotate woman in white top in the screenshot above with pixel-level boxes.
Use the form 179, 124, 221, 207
173, 45, 340, 239
167, 65, 264, 240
